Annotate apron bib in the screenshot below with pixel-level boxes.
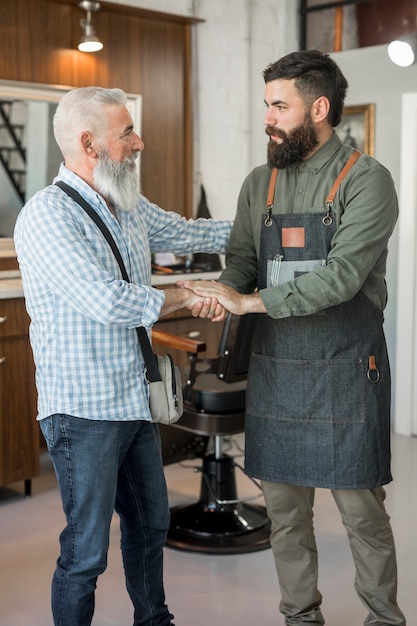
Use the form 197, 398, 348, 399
245, 153, 392, 489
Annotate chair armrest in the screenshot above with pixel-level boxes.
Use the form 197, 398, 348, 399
152, 329, 207, 355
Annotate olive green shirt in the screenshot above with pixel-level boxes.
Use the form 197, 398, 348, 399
220, 133, 398, 319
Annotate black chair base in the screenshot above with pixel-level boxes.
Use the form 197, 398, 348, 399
166, 453, 271, 554
167, 501, 271, 554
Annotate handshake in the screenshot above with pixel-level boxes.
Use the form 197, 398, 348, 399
176, 279, 265, 321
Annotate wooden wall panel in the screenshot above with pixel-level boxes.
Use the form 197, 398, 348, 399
0, 0, 199, 216
356, 0, 417, 48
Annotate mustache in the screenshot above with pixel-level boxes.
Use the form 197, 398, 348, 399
265, 125, 286, 139
124, 151, 140, 164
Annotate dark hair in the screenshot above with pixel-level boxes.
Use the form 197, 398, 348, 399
263, 50, 348, 127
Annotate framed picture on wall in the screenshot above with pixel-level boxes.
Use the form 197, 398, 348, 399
335, 103, 375, 156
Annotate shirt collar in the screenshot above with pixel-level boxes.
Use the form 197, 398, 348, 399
285, 132, 342, 175
53, 162, 109, 214
302, 132, 342, 174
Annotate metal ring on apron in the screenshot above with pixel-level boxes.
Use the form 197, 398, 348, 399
265, 204, 273, 227
367, 356, 380, 383
367, 369, 380, 383
322, 201, 333, 226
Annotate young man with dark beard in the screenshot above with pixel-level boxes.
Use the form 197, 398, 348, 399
180, 50, 406, 625
14, 86, 231, 626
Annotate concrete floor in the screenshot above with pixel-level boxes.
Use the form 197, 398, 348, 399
0, 432, 415, 626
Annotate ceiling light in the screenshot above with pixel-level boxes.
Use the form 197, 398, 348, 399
78, 1, 103, 53
388, 33, 417, 67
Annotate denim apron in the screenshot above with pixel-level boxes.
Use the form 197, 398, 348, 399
244, 153, 393, 489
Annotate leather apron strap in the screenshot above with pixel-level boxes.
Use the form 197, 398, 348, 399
266, 149, 362, 215
325, 149, 361, 206
267, 167, 279, 209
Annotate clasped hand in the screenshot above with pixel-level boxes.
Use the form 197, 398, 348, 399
179, 279, 247, 321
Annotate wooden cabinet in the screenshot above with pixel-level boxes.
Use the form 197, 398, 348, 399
0, 298, 39, 491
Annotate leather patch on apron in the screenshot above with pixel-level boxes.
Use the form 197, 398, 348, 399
282, 227, 305, 248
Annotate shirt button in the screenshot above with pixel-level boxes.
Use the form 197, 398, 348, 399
298, 188, 304, 194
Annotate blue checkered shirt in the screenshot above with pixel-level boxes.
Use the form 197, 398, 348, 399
14, 164, 232, 421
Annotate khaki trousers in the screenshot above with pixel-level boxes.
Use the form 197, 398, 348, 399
261, 482, 406, 626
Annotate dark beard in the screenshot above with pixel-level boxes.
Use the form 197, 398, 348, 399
266, 115, 319, 169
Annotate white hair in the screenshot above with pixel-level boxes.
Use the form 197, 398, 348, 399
53, 86, 127, 159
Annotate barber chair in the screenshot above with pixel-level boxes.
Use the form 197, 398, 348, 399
152, 313, 271, 554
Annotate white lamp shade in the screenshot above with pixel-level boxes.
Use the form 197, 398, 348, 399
78, 36, 103, 52
78, 1, 103, 53
388, 37, 416, 67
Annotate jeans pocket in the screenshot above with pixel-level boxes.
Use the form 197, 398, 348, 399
247, 353, 365, 424
39, 415, 55, 449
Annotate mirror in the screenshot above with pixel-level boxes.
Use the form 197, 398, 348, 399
0, 79, 142, 237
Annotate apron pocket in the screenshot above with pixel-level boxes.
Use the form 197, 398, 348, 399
247, 353, 365, 424
267, 258, 326, 287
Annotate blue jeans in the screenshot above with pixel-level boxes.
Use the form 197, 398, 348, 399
40, 414, 174, 626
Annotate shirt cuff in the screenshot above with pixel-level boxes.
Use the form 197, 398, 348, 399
141, 286, 166, 327
259, 287, 291, 319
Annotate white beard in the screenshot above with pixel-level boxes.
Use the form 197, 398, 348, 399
93, 149, 139, 212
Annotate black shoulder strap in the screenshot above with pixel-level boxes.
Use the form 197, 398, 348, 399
56, 181, 129, 278
55, 181, 161, 382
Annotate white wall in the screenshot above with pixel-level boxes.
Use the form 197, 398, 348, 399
396, 93, 417, 435
331, 46, 417, 432
193, 0, 296, 219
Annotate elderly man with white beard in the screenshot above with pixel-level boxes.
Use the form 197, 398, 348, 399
14, 86, 232, 626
